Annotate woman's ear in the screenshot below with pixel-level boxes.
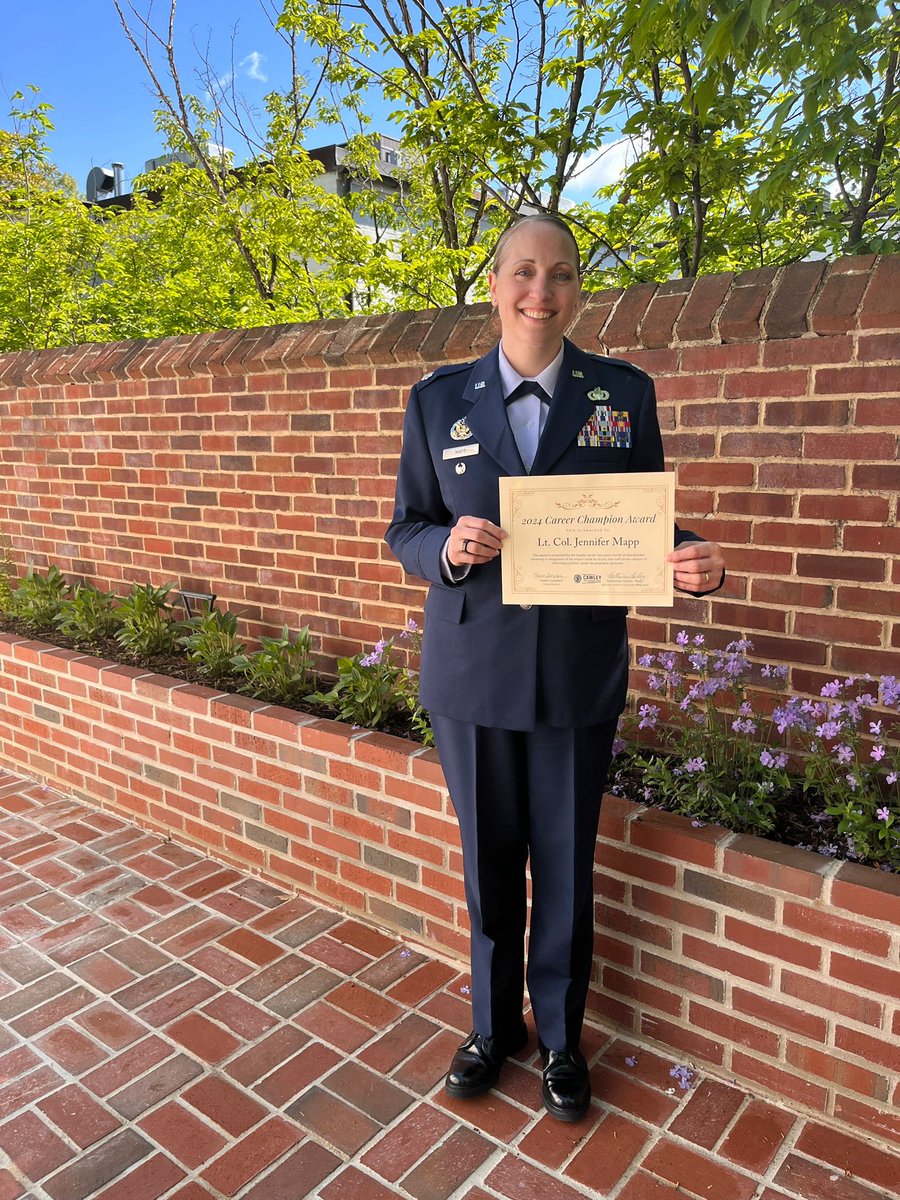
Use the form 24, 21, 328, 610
488, 271, 497, 307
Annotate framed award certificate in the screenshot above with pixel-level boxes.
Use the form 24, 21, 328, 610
498, 472, 675, 606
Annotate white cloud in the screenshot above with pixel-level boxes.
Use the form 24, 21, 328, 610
240, 52, 268, 83
565, 136, 648, 197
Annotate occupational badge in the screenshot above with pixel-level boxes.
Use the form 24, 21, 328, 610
455, 461, 467, 474
587, 387, 610, 403
450, 419, 472, 441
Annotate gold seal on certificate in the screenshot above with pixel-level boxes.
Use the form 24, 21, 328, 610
498, 472, 675, 606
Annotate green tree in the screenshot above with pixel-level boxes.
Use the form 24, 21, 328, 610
0, 89, 104, 350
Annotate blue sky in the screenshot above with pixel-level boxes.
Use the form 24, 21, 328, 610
0, 0, 323, 191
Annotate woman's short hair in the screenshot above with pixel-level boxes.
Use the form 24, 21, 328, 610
492, 214, 582, 276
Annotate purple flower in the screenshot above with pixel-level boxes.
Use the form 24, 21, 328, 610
878, 676, 899, 707
669, 1064, 695, 1090
676, 630, 690, 646
820, 680, 842, 698
612, 737, 626, 757
648, 674, 665, 691
693, 634, 705, 646
888, 772, 898, 785
625, 1055, 638, 1068
816, 721, 841, 740
760, 750, 776, 768
871, 745, 885, 761
361, 638, 388, 667
732, 717, 757, 734
638, 653, 654, 667
876, 807, 891, 822
638, 704, 660, 729
684, 757, 706, 773
834, 744, 853, 764
845, 773, 859, 790
870, 720, 883, 736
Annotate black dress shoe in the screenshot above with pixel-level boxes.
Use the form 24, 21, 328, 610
539, 1043, 591, 1121
444, 1025, 529, 1098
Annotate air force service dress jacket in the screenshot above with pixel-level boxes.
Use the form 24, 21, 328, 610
386, 338, 708, 732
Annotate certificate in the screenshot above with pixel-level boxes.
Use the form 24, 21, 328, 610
499, 472, 675, 606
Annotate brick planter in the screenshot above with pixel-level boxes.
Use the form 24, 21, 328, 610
1, 629, 897, 1147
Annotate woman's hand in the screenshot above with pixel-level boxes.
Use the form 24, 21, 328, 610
448, 516, 507, 566
667, 541, 725, 594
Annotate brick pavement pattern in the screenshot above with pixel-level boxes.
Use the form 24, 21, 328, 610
1, 772, 897, 1200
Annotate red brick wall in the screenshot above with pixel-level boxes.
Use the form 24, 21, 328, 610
0, 630, 897, 1143
1, 255, 897, 689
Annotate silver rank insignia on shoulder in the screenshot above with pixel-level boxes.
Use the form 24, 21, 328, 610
421, 370, 434, 381
474, 380, 486, 389
572, 369, 584, 378
455, 461, 466, 474
588, 386, 610, 402
450, 419, 472, 441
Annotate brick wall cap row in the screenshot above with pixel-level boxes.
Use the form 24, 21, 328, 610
0, 255, 890, 385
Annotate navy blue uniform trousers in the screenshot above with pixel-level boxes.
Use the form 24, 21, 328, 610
431, 713, 617, 1052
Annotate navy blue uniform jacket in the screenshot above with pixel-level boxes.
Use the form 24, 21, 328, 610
386, 338, 705, 731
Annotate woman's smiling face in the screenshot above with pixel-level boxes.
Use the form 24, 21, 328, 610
488, 221, 581, 362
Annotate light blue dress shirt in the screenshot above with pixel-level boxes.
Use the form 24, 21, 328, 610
440, 341, 565, 581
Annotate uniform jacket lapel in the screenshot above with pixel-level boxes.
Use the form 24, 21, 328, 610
461, 346, 526, 476
529, 339, 596, 475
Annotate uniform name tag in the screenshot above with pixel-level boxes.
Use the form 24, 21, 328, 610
443, 444, 480, 460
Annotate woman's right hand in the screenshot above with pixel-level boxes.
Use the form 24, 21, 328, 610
448, 517, 507, 566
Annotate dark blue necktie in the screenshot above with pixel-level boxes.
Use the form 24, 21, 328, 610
505, 379, 551, 406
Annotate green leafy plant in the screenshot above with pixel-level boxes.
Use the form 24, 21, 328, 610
232, 625, 313, 704
55, 583, 120, 646
180, 607, 245, 684
395, 619, 434, 747
0, 533, 15, 614
9, 565, 71, 630
310, 633, 409, 732
114, 582, 186, 658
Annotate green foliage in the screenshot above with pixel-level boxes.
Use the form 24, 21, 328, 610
179, 607, 245, 684
55, 583, 120, 647
308, 622, 433, 743
9, 565, 72, 630
114, 582, 186, 658
2, 4, 897, 350
232, 625, 314, 704
0, 534, 15, 614
309, 636, 406, 730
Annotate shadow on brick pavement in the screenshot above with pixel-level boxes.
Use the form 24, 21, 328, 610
0, 771, 897, 1199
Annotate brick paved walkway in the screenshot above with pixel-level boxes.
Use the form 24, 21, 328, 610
1, 770, 897, 1200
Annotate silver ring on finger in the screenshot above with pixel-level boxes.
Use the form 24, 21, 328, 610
462, 539, 470, 555
704, 571, 710, 584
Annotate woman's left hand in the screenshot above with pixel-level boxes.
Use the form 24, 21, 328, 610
667, 541, 725, 594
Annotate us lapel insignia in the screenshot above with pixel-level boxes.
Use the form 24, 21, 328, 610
587, 386, 610, 403
450, 418, 472, 441
571, 369, 584, 379
474, 380, 486, 390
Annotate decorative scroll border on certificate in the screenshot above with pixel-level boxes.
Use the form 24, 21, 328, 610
499, 472, 675, 606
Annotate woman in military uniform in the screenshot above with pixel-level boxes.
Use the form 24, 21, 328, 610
386, 214, 724, 1121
